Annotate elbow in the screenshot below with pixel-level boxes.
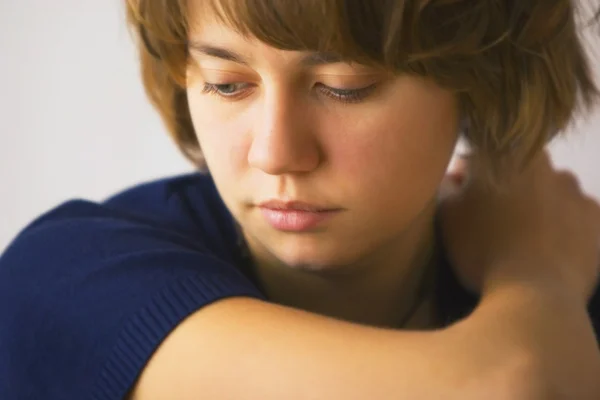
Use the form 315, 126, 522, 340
494, 355, 549, 400
460, 350, 551, 400
453, 350, 547, 400
484, 350, 600, 400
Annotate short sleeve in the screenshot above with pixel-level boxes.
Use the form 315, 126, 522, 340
0, 200, 265, 400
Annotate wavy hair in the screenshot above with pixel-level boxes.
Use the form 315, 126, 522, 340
126, 0, 599, 185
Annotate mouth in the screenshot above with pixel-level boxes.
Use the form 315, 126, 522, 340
257, 200, 342, 231
258, 200, 337, 212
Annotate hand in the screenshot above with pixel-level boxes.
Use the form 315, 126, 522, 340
438, 151, 600, 302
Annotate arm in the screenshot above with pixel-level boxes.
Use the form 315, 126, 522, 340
130, 295, 535, 400
131, 279, 600, 400
456, 274, 600, 399
132, 153, 600, 400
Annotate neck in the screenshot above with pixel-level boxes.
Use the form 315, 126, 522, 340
246, 203, 439, 329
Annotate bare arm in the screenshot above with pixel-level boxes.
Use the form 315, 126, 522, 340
457, 275, 600, 399
132, 153, 600, 400
129, 295, 519, 400
130, 280, 599, 400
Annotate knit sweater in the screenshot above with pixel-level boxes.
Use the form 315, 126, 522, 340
1, 173, 598, 399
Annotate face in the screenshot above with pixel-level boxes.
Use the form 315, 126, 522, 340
186, 13, 460, 272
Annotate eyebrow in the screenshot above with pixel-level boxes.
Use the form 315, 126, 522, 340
187, 42, 346, 67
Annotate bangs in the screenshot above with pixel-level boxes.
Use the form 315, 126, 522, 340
198, 0, 391, 66
193, 0, 515, 78
139, 0, 523, 76
129, 0, 598, 186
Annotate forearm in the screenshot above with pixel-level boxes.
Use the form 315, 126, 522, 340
132, 296, 550, 400
131, 264, 600, 400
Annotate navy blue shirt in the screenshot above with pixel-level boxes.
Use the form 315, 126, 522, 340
1, 173, 598, 399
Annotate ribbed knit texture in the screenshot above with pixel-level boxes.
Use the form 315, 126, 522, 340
91, 274, 263, 400
1, 173, 599, 400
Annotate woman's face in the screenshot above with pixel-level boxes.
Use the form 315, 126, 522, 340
186, 16, 460, 272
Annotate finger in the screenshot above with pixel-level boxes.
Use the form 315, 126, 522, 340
537, 149, 553, 168
515, 149, 554, 186
589, 196, 600, 234
581, 194, 600, 244
528, 149, 554, 175
556, 170, 582, 193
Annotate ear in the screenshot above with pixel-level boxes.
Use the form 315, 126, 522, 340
439, 154, 470, 202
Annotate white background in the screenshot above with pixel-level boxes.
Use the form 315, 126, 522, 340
0, 0, 598, 252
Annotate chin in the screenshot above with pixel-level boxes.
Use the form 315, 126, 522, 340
243, 224, 370, 274
278, 258, 352, 276
269, 241, 363, 275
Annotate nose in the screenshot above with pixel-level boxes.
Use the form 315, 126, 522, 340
247, 88, 321, 175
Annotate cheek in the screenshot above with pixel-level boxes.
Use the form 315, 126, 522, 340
331, 121, 455, 177
187, 92, 252, 175
325, 99, 458, 202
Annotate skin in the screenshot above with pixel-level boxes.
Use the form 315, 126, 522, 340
130, 153, 600, 400
186, 15, 460, 328
130, 6, 600, 400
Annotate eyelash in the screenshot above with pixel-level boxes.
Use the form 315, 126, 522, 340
316, 83, 377, 104
201, 82, 377, 104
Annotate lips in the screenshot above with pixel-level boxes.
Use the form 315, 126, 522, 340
257, 200, 342, 231
258, 200, 335, 212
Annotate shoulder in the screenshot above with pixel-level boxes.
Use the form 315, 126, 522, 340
8, 172, 240, 263
0, 173, 264, 399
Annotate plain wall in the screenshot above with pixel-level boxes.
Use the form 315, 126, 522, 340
0, 0, 599, 252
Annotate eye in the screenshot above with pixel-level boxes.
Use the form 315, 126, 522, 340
316, 83, 378, 104
202, 82, 253, 100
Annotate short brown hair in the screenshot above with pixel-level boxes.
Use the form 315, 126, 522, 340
126, 0, 599, 185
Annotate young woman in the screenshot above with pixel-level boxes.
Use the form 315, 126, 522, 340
1, 1, 600, 399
